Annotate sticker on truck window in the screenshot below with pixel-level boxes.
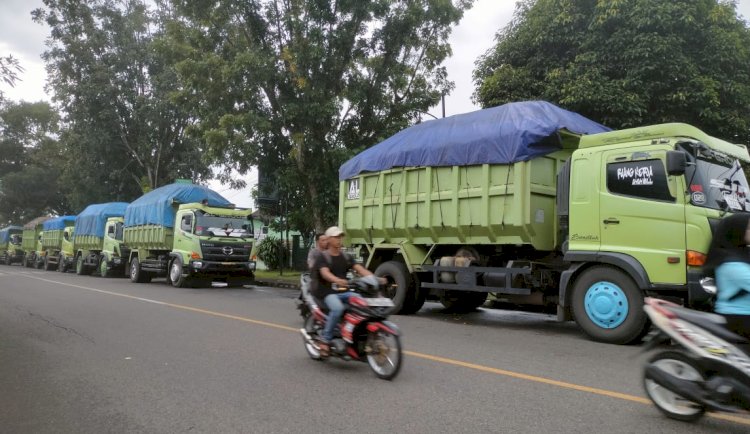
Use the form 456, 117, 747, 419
347, 179, 360, 200
606, 159, 674, 201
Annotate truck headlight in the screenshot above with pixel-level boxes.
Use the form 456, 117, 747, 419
248, 261, 256, 271
192, 261, 203, 269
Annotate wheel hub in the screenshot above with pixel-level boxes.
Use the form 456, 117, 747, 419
583, 281, 628, 329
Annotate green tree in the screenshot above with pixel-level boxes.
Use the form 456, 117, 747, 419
32, 0, 211, 204
162, 0, 472, 233
0, 100, 69, 224
474, 0, 750, 144
0, 55, 23, 102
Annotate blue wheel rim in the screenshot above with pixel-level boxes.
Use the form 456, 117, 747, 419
583, 281, 628, 329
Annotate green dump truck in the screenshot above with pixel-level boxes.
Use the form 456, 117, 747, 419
0, 226, 24, 265
124, 182, 256, 288
22, 216, 51, 268
337, 101, 750, 344
72, 202, 129, 277
40, 216, 76, 271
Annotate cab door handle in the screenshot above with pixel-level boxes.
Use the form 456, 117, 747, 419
603, 218, 620, 225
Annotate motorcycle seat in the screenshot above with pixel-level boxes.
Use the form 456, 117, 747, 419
670, 306, 749, 344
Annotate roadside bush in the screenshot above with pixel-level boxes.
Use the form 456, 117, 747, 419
255, 236, 286, 270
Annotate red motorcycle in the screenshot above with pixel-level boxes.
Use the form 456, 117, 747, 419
299, 276, 403, 380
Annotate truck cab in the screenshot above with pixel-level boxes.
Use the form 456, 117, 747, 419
0, 226, 24, 265
559, 123, 750, 342
170, 204, 256, 286
101, 216, 128, 276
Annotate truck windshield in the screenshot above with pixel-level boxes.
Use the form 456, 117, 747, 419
194, 214, 253, 238
10, 234, 21, 245
680, 142, 750, 212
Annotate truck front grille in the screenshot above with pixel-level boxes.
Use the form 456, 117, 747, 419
200, 241, 251, 263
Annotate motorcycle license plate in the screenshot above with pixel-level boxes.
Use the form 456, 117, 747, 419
367, 298, 394, 307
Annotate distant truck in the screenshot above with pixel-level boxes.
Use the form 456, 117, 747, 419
40, 216, 76, 271
21, 216, 52, 268
338, 101, 750, 344
72, 202, 129, 277
0, 226, 23, 265
124, 182, 256, 288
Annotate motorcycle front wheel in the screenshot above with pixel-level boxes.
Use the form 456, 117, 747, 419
366, 331, 402, 380
643, 350, 706, 421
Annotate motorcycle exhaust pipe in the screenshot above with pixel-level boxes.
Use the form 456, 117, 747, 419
300, 328, 313, 343
645, 364, 733, 412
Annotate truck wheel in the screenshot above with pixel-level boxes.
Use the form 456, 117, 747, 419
375, 261, 411, 315
99, 256, 109, 278
76, 255, 87, 275
571, 266, 648, 344
169, 258, 190, 288
440, 291, 487, 312
399, 275, 427, 314
130, 257, 151, 283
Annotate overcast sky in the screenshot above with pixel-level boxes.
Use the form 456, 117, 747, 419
1, 0, 749, 207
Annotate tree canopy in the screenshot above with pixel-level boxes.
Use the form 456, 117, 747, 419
162, 0, 472, 232
32, 0, 212, 209
474, 0, 750, 144
0, 100, 69, 224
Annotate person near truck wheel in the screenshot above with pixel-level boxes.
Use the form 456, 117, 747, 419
311, 226, 384, 356
704, 212, 750, 339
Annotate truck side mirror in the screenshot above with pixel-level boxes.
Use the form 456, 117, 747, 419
666, 150, 687, 176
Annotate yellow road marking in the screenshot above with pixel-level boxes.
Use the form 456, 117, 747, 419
8, 271, 750, 426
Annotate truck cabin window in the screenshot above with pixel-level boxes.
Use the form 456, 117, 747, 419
64, 232, 70, 241
677, 142, 750, 212
194, 213, 253, 238
180, 215, 193, 233
10, 234, 21, 245
114, 222, 124, 241
606, 159, 675, 202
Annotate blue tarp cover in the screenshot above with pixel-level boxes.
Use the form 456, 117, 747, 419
125, 183, 231, 228
339, 101, 611, 180
42, 216, 76, 231
0, 226, 23, 243
75, 202, 129, 237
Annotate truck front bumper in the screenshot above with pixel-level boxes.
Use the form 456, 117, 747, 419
188, 260, 256, 276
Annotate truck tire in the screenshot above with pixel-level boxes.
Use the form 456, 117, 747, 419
399, 275, 428, 314
76, 255, 90, 275
571, 266, 648, 344
440, 291, 487, 312
130, 257, 151, 283
169, 258, 190, 288
99, 255, 109, 278
374, 261, 411, 315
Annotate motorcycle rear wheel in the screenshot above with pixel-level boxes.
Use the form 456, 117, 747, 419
643, 350, 706, 421
366, 331, 402, 380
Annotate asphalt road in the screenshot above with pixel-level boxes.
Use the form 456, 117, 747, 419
1, 265, 749, 433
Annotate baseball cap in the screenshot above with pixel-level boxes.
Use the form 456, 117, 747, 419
324, 226, 345, 237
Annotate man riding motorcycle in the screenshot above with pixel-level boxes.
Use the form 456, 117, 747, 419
310, 226, 384, 356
